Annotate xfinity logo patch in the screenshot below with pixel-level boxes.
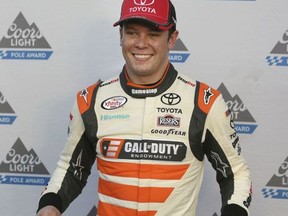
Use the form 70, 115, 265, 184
161, 93, 181, 105
100, 139, 187, 161
101, 96, 127, 110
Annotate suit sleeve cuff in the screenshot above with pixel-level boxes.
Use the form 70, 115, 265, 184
37, 192, 63, 213
221, 204, 248, 216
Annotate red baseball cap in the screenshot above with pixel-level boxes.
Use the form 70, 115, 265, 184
113, 0, 177, 30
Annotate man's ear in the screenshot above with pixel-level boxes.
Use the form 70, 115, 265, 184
168, 30, 179, 49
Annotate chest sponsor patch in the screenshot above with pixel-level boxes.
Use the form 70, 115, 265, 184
157, 115, 180, 127
100, 139, 187, 161
101, 96, 127, 110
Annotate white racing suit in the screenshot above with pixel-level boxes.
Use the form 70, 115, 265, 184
37, 63, 252, 216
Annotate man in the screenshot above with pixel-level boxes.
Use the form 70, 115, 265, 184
37, 0, 252, 215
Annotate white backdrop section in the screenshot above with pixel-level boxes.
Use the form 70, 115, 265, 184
0, 0, 287, 215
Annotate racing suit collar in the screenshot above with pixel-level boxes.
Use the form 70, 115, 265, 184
119, 63, 178, 98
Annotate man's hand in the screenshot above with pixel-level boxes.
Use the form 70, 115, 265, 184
37, 206, 61, 216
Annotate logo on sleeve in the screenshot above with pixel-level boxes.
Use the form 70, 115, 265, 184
204, 87, 214, 105
80, 88, 89, 104
72, 150, 84, 181
211, 151, 229, 178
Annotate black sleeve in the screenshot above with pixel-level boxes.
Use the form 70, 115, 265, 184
221, 204, 248, 216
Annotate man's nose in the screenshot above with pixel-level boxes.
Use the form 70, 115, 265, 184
135, 34, 149, 48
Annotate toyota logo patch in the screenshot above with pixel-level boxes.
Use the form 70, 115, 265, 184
161, 93, 181, 105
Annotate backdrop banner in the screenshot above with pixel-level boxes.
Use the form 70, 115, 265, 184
0, 0, 287, 215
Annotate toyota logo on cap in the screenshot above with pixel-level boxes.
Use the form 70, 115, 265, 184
161, 93, 181, 105
134, 0, 155, 6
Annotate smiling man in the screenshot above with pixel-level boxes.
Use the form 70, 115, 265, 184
36, 1, 252, 216
120, 22, 178, 84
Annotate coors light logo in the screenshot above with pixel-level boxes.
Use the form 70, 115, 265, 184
218, 83, 257, 134
169, 38, 190, 63
0, 138, 50, 186
86, 206, 97, 216
262, 156, 288, 199
0, 91, 17, 125
266, 29, 288, 66
0, 12, 53, 60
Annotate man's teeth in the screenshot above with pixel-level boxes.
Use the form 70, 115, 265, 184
134, 54, 151, 59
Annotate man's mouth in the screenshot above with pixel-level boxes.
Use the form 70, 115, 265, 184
134, 54, 152, 60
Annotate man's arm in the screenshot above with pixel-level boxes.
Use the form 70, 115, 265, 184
203, 95, 252, 215
37, 98, 98, 213
36, 82, 101, 214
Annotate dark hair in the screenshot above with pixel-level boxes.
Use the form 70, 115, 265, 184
121, 20, 176, 41
168, 26, 176, 40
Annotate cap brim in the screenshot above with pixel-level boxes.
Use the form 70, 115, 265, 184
113, 18, 174, 30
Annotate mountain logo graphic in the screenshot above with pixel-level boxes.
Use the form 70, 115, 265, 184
169, 38, 190, 63
0, 138, 50, 186
266, 29, 288, 66
86, 206, 97, 216
262, 156, 288, 199
0, 91, 17, 125
0, 12, 53, 60
218, 83, 257, 134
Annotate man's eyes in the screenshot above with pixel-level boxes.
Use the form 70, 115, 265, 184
125, 30, 161, 37
126, 30, 136, 35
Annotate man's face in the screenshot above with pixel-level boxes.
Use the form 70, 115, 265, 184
120, 22, 178, 84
